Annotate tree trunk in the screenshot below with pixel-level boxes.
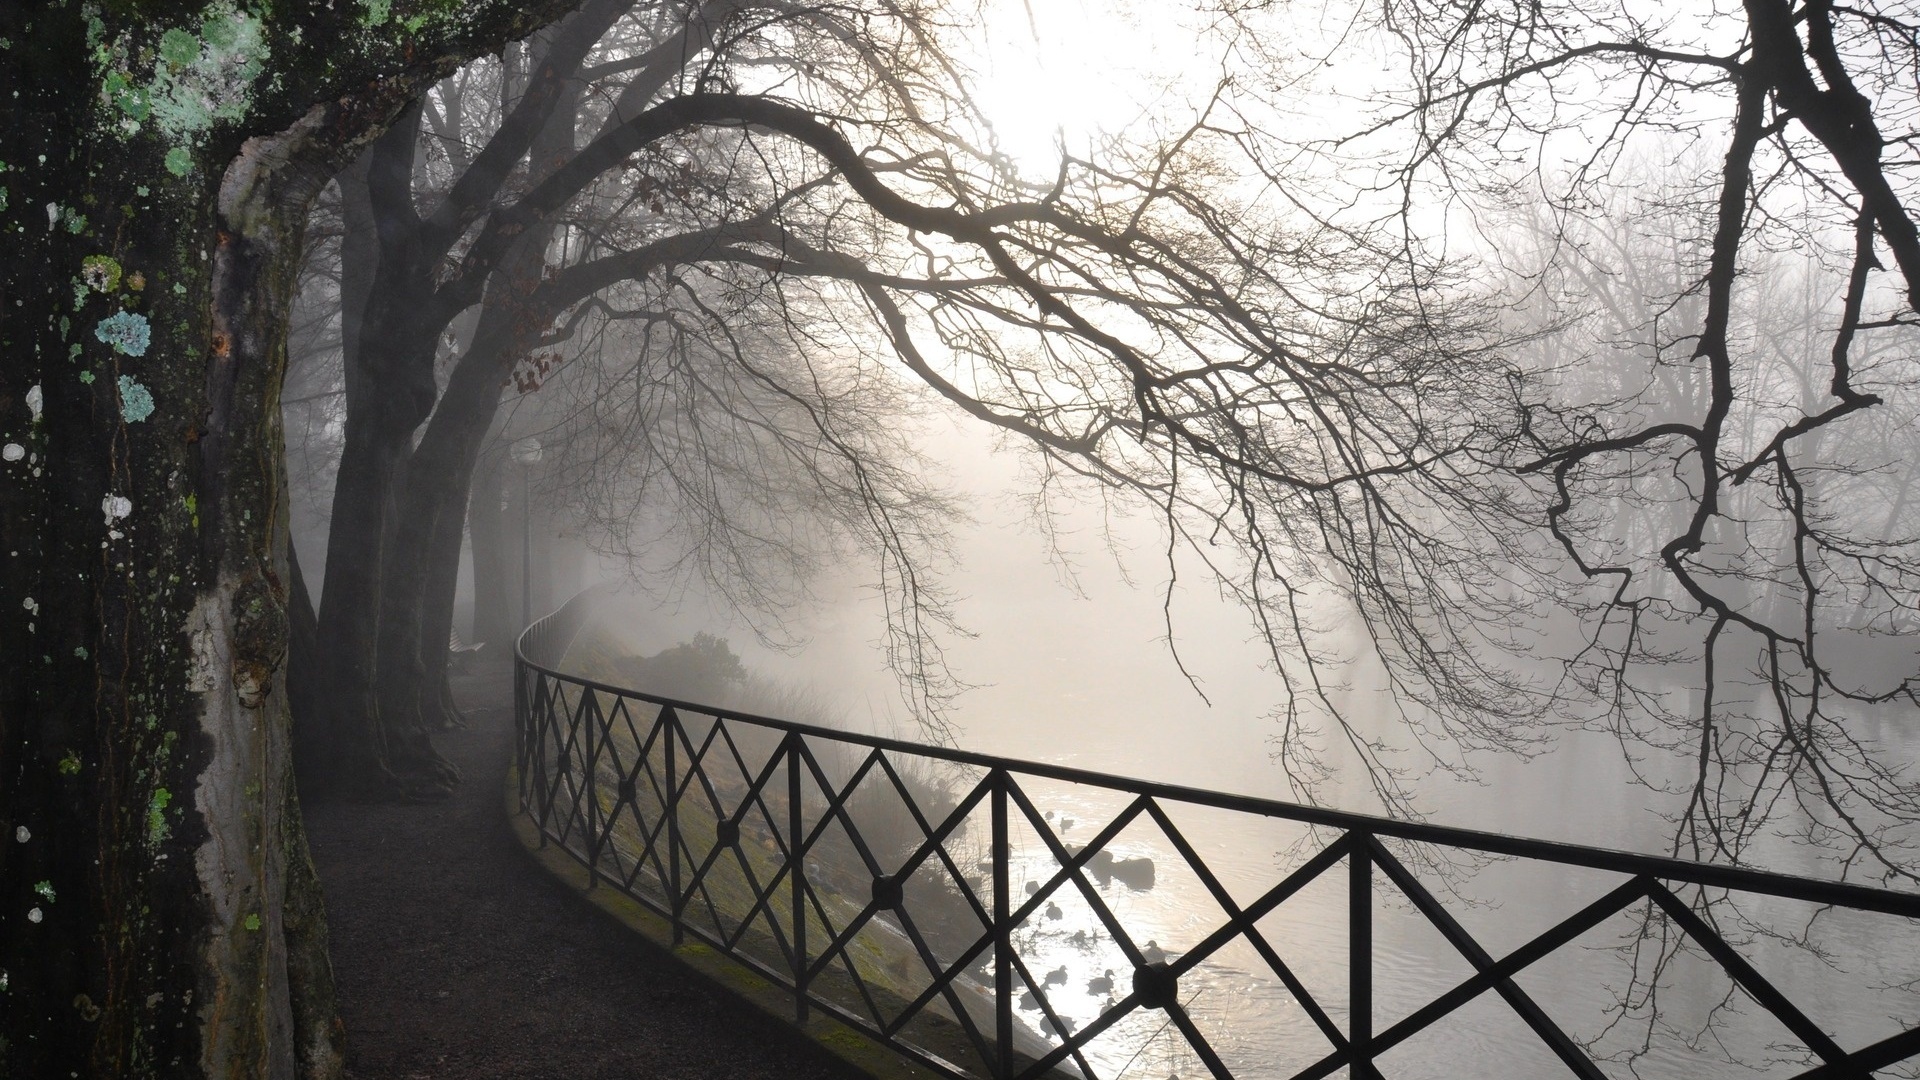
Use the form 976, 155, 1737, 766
0, 66, 348, 1080
376, 439, 478, 734
312, 106, 457, 799
470, 447, 513, 649
417, 503, 470, 728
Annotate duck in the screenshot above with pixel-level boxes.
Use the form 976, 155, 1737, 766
1086, 969, 1114, 995
1044, 901, 1063, 920
1044, 965, 1068, 986
1141, 940, 1167, 964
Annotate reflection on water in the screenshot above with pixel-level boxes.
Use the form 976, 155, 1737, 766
951, 748, 1920, 1080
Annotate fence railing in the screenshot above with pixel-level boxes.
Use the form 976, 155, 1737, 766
514, 593, 1920, 1080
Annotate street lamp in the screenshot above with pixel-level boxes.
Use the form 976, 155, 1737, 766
510, 437, 544, 629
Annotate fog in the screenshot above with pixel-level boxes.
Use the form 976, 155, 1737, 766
516, 403, 1920, 1079
270, 1, 1920, 1075
555, 404, 1795, 855
276, 0, 1920, 846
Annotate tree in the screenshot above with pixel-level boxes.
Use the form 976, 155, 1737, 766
1215, 0, 1920, 878
286, 5, 995, 797
282, 0, 1541, 814
0, 4, 586, 1076
296, 0, 965, 795
300, 0, 640, 797
619, 631, 749, 702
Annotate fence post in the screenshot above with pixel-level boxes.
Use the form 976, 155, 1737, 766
1351, 833, 1374, 1080
790, 730, 809, 1023
993, 770, 1012, 1080
513, 657, 525, 805
526, 671, 543, 842
665, 705, 682, 944
584, 689, 602, 889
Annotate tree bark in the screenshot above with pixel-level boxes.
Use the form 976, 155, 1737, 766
377, 436, 480, 734
0, 81, 345, 1080
417, 497, 470, 727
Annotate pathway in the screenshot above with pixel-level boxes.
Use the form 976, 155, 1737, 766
306, 659, 866, 1080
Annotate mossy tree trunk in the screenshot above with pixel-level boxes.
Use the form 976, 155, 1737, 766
0, 3, 580, 1076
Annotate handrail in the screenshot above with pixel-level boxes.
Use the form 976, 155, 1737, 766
513, 594, 1920, 1080
513, 584, 606, 669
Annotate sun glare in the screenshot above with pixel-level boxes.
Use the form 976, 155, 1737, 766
967, 0, 1179, 176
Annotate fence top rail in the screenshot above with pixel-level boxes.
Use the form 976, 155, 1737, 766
516, 611, 1920, 920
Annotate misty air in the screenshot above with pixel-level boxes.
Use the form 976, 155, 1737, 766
6, 2, 1920, 1079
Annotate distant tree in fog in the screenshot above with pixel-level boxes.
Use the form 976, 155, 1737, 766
618, 631, 748, 703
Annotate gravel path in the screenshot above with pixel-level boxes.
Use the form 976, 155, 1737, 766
305, 660, 866, 1080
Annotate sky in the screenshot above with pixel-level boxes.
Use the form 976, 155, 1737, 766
965, 0, 1195, 176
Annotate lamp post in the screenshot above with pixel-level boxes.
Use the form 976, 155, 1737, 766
510, 437, 543, 629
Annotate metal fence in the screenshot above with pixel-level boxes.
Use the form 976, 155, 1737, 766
514, 593, 1920, 1080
